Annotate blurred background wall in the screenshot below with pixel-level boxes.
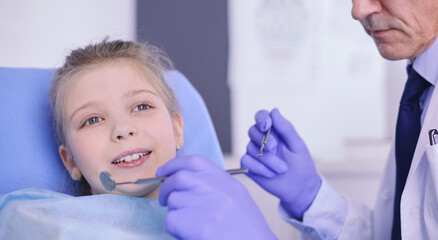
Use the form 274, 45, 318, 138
0, 0, 136, 68
0, 0, 408, 238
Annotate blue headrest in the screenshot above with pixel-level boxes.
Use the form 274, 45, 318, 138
0, 67, 224, 196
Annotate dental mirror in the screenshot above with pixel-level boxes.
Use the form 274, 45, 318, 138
100, 171, 166, 191
100, 168, 248, 192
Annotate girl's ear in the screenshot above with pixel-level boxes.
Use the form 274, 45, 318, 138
59, 145, 82, 181
172, 111, 184, 149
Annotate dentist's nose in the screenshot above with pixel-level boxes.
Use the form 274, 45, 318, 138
351, 0, 382, 20
111, 118, 138, 142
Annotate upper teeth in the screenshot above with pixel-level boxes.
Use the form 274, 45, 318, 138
112, 152, 150, 164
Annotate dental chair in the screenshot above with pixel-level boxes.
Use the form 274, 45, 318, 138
0, 67, 224, 196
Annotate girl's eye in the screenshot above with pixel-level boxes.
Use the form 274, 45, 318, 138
133, 104, 150, 112
83, 116, 103, 126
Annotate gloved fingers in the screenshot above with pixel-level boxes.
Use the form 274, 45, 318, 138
270, 108, 307, 152
241, 153, 276, 178
165, 209, 192, 239
248, 125, 276, 151
254, 109, 272, 132
156, 155, 219, 178
165, 209, 210, 240
246, 142, 288, 174
166, 190, 206, 210
166, 191, 187, 210
158, 170, 198, 206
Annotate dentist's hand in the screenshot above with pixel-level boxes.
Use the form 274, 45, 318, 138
241, 109, 321, 219
156, 155, 277, 240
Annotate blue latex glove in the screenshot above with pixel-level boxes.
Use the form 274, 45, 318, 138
241, 109, 322, 219
156, 155, 277, 240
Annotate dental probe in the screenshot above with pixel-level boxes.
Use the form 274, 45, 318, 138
256, 128, 271, 156
100, 168, 249, 192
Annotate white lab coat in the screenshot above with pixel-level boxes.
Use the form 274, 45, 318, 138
371, 83, 438, 239
333, 84, 438, 240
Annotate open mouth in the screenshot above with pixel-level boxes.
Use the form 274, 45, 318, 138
111, 151, 152, 164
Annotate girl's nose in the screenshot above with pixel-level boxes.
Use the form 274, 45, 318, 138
111, 119, 138, 142
351, 0, 382, 21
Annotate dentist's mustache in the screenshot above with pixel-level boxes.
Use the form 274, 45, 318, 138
360, 15, 398, 32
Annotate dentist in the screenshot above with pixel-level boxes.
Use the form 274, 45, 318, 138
242, 0, 438, 239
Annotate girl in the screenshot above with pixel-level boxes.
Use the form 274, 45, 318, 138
50, 39, 184, 198
0, 39, 275, 240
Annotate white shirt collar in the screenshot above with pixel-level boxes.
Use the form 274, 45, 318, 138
413, 37, 438, 86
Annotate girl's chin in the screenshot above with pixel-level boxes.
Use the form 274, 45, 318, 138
112, 183, 161, 199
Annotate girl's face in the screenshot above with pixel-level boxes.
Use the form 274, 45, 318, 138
59, 60, 183, 198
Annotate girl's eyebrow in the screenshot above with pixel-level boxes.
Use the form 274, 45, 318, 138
124, 89, 158, 98
69, 101, 100, 122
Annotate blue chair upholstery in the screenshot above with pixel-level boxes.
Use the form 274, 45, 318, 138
0, 67, 224, 196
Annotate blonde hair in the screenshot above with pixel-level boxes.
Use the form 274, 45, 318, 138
50, 39, 178, 145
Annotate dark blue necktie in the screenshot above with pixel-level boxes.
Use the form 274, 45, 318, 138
392, 64, 430, 239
